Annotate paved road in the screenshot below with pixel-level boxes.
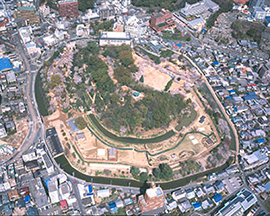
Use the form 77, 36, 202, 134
0, 34, 41, 166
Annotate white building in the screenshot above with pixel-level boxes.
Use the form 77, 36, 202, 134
78, 184, 95, 205
43, 35, 58, 47
252, 6, 270, 20
0, 145, 13, 155
180, 0, 219, 17
25, 41, 41, 55
54, 29, 68, 41
172, 189, 186, 201
41, 152, 54, 175
216, 189, 257, 216
81, 9, 100, 22
124, 16, 147, 38
186, 189, 196, 199
99, 31, 132, 46
96, 189, 110, 198
188, 18, 206, 31
19, 27, 32, 44
178, 200, 192, 213
59, 182, 71, 200
19, 26, 41, 55
242, 150, 269, 170
22, 152, 37, 162
76, 24, 89, 37
47, 178, 60, 204
39, 4, 50, 17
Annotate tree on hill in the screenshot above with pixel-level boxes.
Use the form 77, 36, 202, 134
119, 50, 134, 67
48, 74, 61, 89
159, 163, 173, 180
164, 78, 174, 91
153, 168, 161, 179
140, 172, 149, 183
130, 166, 140, 179
75, 117, 87, 130
114, 66, 132, 85
139, 75, 144, 83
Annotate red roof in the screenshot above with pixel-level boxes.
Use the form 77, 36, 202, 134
247, 84, 251, 87
252, 84, 256, 86
60, 200, 68, 210
173, 45, 178, 49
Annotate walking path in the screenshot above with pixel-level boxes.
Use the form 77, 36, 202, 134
166, 48, 239, 163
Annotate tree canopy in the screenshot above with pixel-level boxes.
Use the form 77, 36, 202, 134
68, 43, 188, 134
130, 166, 140, 179
75, 117, 87, 130
159, 163, 173, 180
140, 172, 149, 183
48, 74, 61, 89
131, 0, 201, 11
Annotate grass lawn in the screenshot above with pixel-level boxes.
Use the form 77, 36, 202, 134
162, 30, 191, 41
175, 106, 197, 131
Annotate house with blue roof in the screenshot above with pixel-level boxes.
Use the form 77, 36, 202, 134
0, 58, 12, 72
212, 193, 223, 204
257, 138, 266, 145
228, 90, 236, 95
213, 61, 219, 66
243, 92, 258, 101
108, 202, 118, 213
24, 195, 31, 203
264, 182, 270, 192
264, 16, 270, 27
192, 202, 202, 210
87, 185, 93, 196
44, 178, 51, 189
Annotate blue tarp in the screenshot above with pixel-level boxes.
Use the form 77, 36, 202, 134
213, 193, 223, 203
109, 202, 117, 213
257, 138, 266, 144
243, 92, 257, 101
264, 182, 270, 192
0, 58, 12, 72
192, 202, 202, 209
24, 195, 30, 203
87, 185, 93, 196
228, 90, 236, 95
44, 178, 51, 189
176, 43, 182, 48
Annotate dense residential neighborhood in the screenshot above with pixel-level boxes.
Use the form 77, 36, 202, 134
0, 0, 269, 215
